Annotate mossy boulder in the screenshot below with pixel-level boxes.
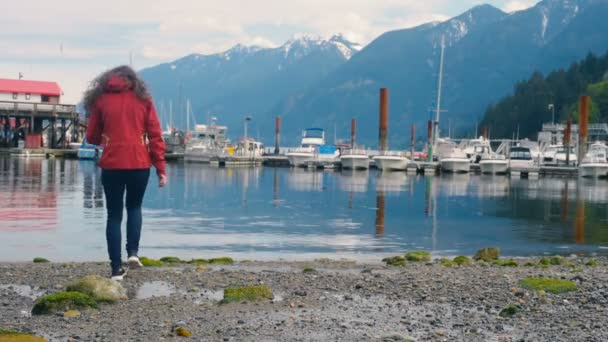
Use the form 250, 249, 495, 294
175, 327, 191, 337
221, 285, 273, 304
32, 257, 49, 263
32, 292, 98, 315
188, 258, 209, 265
439, 258, 454, 267
159, 256, 183, 263
303, 267, 318, 274
405, 250, 431, 262
0, 329, 47, 342
519, 277, 578, 294
499, 304, 521, 318
586, 259, 597, 266
382, 256, 406, 267
474, 248, 500, 262
139, 257, 164, 267
453, 256, 471, 265
493, 259, 518, 267
208, 257, 234, 265
66, 275, 127, 303
549, 255, 565, 265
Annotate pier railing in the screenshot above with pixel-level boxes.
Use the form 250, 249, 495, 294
0, 100, 78, 119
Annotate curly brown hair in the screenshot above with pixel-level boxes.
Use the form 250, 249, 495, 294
82, 65, 151, 116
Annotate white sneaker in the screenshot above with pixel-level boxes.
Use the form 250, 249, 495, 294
111, 268, 127, 281
128, 256, 144, 269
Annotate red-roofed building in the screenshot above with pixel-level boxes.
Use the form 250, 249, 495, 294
0, 78, 62, 104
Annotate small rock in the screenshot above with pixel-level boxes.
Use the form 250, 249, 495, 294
435, 328, 448, 336
294, 290, 307, 297
344, 295, 354, 300
237, 320, 245, 324
175, 326, 191, 337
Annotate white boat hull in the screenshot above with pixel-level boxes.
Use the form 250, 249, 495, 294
373, 156, 408, 171
286, 152, 313, 167
479, 160, 508, 174
340, 155, 369, 170
440, 158, 470, 173
579, 163, 608, 178
184, 153, 213, 163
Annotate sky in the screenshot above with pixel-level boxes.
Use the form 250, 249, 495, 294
0, 0, 537, 103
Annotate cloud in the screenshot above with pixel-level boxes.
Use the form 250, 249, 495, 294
1, 0, 530, 103
503, 0, 537, 13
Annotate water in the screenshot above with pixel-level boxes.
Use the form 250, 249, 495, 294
1, 157, 608, 262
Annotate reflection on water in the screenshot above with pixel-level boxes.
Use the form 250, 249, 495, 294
2, 156, 608, 261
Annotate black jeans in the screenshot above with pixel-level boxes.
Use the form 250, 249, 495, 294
101, 169, 150, 271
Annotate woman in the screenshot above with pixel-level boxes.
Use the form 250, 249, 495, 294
85, 65, 167, 280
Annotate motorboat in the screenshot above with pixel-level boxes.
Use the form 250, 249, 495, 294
184, 120, 229, 163
579, 142, 608, 178
479, 154, 508, 175
508, 146, 535, 169
223, 137, 264, 165
340, 148, 370, 170
286, 128, 339, 167
437, 139, 470, 173
543, 144, 576, 166
373, 151, 410, 171
462, 136, 492, 163
554, 147, 577, 166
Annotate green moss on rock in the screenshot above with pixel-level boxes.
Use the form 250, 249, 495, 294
549, 255, 565, 265
139, 257, 164, 267
439, 258, 454, 267
539, 257, 550, 266
519, 277, 578, 294
221, 285, 273, 304
493, 259, 518, 267
32, 292, 98, 315
499, 304, 521, 318
303, 267, 318, 273
0, 329, 47, 342
453, 256, 471, 265
208, 257, 234, 265
66, 275, 127, 303
32, 257, 49, 263
159, 256, 183, 263
188, 258, 209, 265
382, 256, 406, 267
405, 250, 431, 262
586, 259, 597, 266
474, 248, 500, 262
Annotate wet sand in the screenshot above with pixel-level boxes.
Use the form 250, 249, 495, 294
1, 257, 607, 341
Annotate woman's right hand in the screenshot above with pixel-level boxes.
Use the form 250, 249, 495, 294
159, 174, 167, 188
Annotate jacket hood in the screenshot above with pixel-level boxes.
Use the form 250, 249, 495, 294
105, 75, 132, 93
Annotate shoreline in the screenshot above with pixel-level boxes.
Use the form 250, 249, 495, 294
1, 256, 607, 341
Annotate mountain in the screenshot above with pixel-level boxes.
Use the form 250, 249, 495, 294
139, 35, 362, 136
277, 0, 608, 146
480, 52, 608, 139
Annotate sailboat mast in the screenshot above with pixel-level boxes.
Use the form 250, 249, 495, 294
186, 99, 190, 132
433, 35, 446, 147
169, 100, 173, 131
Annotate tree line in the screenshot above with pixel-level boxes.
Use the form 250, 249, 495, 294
481, 52, 608, 139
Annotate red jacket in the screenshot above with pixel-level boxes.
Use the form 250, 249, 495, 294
86, 75, 166, 176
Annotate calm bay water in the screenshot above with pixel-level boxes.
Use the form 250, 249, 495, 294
1, 156, 608, 262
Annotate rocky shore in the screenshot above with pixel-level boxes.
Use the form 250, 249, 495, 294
1, 255, 607, 341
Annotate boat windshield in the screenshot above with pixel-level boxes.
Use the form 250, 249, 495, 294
304, 129, 324, 139
510, 148, 532, 160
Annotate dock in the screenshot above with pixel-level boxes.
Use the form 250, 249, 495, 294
0, 148, 77, 158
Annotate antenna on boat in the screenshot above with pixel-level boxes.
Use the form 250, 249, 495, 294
186, 99, 190, 133
169, 100, 173, 131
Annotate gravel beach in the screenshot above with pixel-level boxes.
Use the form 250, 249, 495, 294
1, 257, 607, 341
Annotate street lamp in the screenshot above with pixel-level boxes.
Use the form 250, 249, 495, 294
244, 116, 252, 140
548, 104, 555, 124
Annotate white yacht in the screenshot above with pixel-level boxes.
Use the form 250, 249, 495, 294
286, 128, 339, 167
223, 137, 264, 166
579, 142, 608, 178
184, 120, 229, 163
462, 136, 492, 163
373, 151, 410, 171
437, 139, 470, 173
543, 145, 577, 166
340, 148, 370, 170
479, 154, 508, 174
508, 146, 535, 169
